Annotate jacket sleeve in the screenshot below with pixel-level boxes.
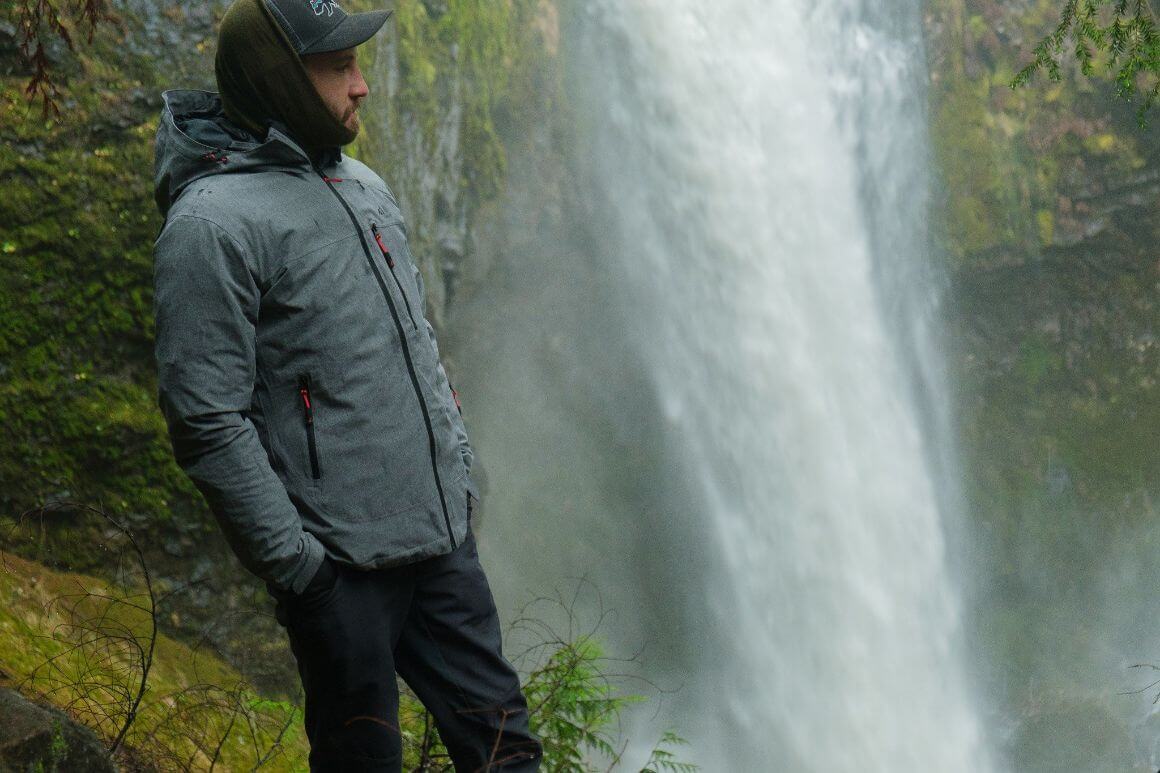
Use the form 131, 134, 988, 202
412, 260, 475, 479
153, 214, 326, 594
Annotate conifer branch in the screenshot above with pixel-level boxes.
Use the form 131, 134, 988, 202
1012, 0, 1159, 126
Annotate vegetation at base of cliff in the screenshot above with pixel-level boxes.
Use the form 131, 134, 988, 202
0, 549, 310, 770
0, 541, 695, 771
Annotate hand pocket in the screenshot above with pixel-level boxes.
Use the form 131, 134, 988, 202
292, 557, 340, 610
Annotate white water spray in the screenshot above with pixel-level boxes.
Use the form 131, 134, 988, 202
453, 1, 995, 769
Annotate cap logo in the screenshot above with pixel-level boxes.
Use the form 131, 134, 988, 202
309, 0, 340, 16
263, 0, 386, 55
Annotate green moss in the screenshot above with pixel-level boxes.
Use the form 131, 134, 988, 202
348, 0, 557, 322
927, 0, 1157, 269
930, 74, 1033, 264
49, 720, 68, 768
0, 3, 234, 537
360, 0, 544, 206
954, 261, 1160, 533
966, 13, 988, 41
1035, 208, 1054, 245
1015, 335, 1061, 386
0, 77, 202, 529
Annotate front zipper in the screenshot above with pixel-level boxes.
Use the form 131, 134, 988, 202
297, 374, 321, 480
319, 175, 456, 550
371, 222, 418, 329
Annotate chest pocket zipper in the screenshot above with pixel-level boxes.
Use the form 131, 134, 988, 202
371, 223, 418, 330
297, 375, 321, 480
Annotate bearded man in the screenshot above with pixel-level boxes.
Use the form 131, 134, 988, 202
151, 1, 542, 769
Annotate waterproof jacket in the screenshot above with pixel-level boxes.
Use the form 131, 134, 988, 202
153, 90, 476, 594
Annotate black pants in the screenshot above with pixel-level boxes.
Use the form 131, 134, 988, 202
270, 530, 542, 772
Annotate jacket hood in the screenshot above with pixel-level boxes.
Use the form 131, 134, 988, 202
215, 0, 356, 152
153, 89, 331, 217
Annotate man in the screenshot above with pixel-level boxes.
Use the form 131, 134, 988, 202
151, 1, 542, 769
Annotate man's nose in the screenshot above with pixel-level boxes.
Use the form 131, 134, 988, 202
351, 64, 370, 99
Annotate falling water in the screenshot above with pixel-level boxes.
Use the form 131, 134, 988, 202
450, 1, 996, 769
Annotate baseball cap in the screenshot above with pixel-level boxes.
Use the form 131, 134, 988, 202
262, 0, 391, 56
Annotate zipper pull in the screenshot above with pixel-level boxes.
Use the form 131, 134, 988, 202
371, 223, 395, 268
297, 375, 314, 425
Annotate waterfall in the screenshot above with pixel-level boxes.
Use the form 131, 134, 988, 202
450, 1, 995, 769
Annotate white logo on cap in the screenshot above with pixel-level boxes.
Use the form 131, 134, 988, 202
309, 0, 340, 16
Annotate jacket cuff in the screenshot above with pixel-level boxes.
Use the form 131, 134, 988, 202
288, 532, 327, 595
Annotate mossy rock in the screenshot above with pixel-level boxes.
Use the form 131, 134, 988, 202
0, 688, 115, 773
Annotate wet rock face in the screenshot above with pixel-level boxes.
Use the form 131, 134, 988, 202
1052, 154, 1160, 250
0, 688, 115, 773
357, 0, 561, 332
925, 3, 1160, 769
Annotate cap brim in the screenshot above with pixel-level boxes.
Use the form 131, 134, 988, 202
302, 9, 392, 55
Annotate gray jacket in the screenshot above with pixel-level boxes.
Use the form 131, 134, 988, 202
153, 90, 476, 594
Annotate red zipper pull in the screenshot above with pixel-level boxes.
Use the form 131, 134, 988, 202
298, 377, 314, 424
371, 223, 395, 268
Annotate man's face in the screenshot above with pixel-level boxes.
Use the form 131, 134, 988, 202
301, 47, 370, 136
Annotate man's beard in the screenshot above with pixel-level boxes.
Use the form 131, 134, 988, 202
342, 103, 361, 136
